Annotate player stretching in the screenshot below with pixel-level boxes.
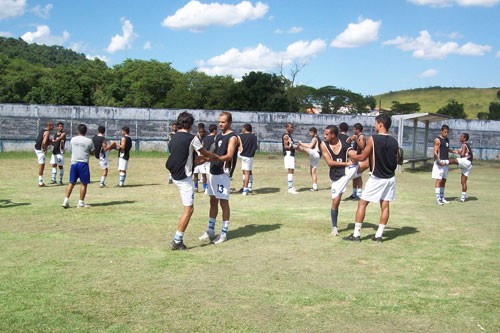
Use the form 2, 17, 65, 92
92, 126, 116, 188
297, 127, 321, 192
442, 132, 473, 203
282, 123, 298, 194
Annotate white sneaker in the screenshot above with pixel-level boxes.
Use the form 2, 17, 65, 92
288, 187, 298, 194
242, 189, 249, 196
460, 197, 466, 203
198, 231, 215, 241
437, 199, 444, 206
441, 198, 450, 204
62, 202, 69, 209
331, 227, 339, 236
213, 233, 227, 244
77, 203, 91, 208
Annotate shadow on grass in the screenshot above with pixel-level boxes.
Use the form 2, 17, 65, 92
0, 199, 31, 208
116, 183, 162, 188
404, 165, 433, 173
230, 223, 282, 239
90, 200, 137, 207
250, 187, 280, 195
342, 222, 419, 242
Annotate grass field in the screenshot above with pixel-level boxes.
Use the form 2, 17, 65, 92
0, 152, 499, 332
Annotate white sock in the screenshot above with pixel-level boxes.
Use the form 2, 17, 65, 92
356, 188, 362, 197
221, 220, 230, 235
173, 231, 184, 243
435, 188, 441, 200
63, 197, 69, 205
100, 176, 106, 184
353, 222, 363, 237
312, 183, 317, 190
287, 174, 293, 189
249, 175, 253, 190
119, 172, 126, 185
78, 200, 84, 206
375, 224, 386, 238
38, 176, 43, 184
208, 217, 216, 233
51, 167, 57, 181
59, 169, 64, 181
461, 191, 467, 199
439, 187, 444, 199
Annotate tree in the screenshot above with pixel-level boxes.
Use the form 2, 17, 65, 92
437, 99, 466, 119
487, 102, 500, 120
391, 101, 421, 114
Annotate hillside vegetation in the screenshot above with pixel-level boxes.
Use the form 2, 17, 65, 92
375, 87, 500, 119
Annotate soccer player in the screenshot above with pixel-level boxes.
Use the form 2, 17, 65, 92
338, 122, 350, 145
92, 126, 116, 188
193, 123, 207, 193
50, 122, 66, 185
319, 125, 357, 236
62, 124, 95, 209
237, 123, 258, 195
345, 123, 366, 200
116, 126, 132, 187
445, 133, 473, 202
282, 122, 298, 194
202, 124, 217, 193
343, 114, 399, 242
166, 112, 219, 251
297, 127, 322, 191
432, 125, 453, 205
199, 111, 238, 245
167, 122, 178, 184
34, 121, 54, 187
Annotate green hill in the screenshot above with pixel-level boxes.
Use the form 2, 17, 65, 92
374, 87, 500, 119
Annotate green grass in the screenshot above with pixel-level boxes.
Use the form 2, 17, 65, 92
0, 152, 499, 332
375, 87, 500, 119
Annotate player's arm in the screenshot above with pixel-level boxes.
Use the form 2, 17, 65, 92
42, 131, 51, 151
350, 136, 373, 162
456, 143, 467, 157
237, 136, 243, 153
115, 137, 126, 150
433, 138, 441, 161
283, 134, 293, 151
356, 135, 366, 151
299, 137, 317, 149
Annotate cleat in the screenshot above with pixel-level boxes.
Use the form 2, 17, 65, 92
460, 198, 466, 203
242, 189, 249, 196
198, 231, 216, 241
441, 198, 450, 204
287, 187, 298, 195
58, 181, 64, 186
170, 240, 187, 251
345, 194, 357, 200
77, 203, 91, 208
100, 183, 105, 188
238, 187, 244, 193
310, 188, 318, 192
342, 233, 361, 242
371, 236, 383, 243
212, 233, 227, 245
50, 180, 57, 184
62, 202, 69, 209
331, 227, 339, 236
437, 199, 444, 206
38, 183, 46, 187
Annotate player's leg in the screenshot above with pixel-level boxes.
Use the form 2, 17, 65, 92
214, 199, 230, 244
77, 162, 91, 207
461, 174, 468, 202
330, 194, 342, 235
50, 154, 57, 183
171, 178, 194, 250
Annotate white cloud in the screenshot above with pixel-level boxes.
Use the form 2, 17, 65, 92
418, 68, 438, 78
197, 39, 327, 79
162, 0, 268, 32
144, 41, 151, 50
496, 50, 500, 58
383, 30, 491, 59
86, 54, 109, 63
31, 3, 52, 19
408, 0, 499, 7
21, 25, 69, 45
331, 18, 381, 48
0, 31, 13, 37
275, 26, 303, 34
106, 18, 138, 53
0, 0, 26, 20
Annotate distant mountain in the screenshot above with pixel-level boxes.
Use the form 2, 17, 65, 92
374, 87, 500, 119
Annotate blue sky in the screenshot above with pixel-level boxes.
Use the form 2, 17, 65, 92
1, 0, 499, 95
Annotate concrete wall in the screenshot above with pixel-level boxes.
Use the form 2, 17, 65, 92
1, 104, 499, 159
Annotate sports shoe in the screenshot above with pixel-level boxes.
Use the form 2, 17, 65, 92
168, 179, 173, 184
198, 231, 216, 241
58, 181, 64, 185
242, 189, 249, 196
50, 180, 57, 184
342, 233, 361, 242
437, 199, 444, 206
441, 198, 450, 204
62, 202, 69, 209
213, 233, 227, 244
38, 183, 46, 187
288, 187, 298, 194
371, 236, 383, 243
331, 227, 339, 236
170, 240, 187, 251
100, 183, 105, 188
345, 194, 357, 200
77, 203, 91, 208
460, 197, 466, 203
238, 187, 244, 193
310, 188, 318, 192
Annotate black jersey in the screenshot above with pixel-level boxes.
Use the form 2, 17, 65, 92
35, 128, 49, 150
371, 134, 399, 179
166, 131, 200, 180
239, 133, 258, 157
324, 140, 351, 181
282, 133, 295, 156
464, 142, 473, 163
92, 135, 106, 159
437, 136, 450, 160
119, 136, 132, 160
210, 131, 237, 175
52, 131, 65, 154
338, 133, 349, 145
202, 134, 216, 152
313, 135, 322, 157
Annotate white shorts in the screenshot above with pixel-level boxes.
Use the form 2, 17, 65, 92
240, 156, 254, 171
331, 164, 358, 199
361, 175, 396, 202
99, 151, 109, 169
309, 150, 320, 168
193, 163, 206, 174
34, 149, 46, 164
457, 158, 472, 177
284, 154, 295, 170
118, 157, 129, 171
206, 173, 230, 200
50, 153, 64, 166
432, 161, 448, 180
173, 177, 194, 206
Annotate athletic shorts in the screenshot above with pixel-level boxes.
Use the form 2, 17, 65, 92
193, 163, 206, 174
206, 173, 230, 200
173, 177, 194, 206
99, 151, 109, 169
69, 162, 90, 184
34, 149, 46, 164
432, 161, 448, 180
360, 175, 396, 202
118, 157, 129, 171
457, 158, 472, 177
330, 164, 358, 199
309, 150, 320, 168
240, 156, 254, 171
50, 153, 64, 166
284, 154, 295, 170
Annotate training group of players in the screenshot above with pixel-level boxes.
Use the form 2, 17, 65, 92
34, 112, 473, 250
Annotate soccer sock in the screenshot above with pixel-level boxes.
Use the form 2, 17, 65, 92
119, 172, 126, 186
59, 169, 64, 181
100, 176, 106, 185
173, 231, 184, 244
221, 220, 230, 235
242, 174, 245, 188
352, 188, 357, 196
461, 191, 467, 200
439, 187, 444, 199
312, 183, 318, 190
287, 174, 293, 189
63, 197, 69, 205
435, 188, 441, 200
194, 181, 199, 191
202, 183, 207, 191
51, 167, 57, 181
38, 176, 43, 184
356, 188, 362, 197
330, 209, 338, 229
249, 175, 253, 190
208, 217, 216, 234
78, 200, 84, 206
375, 224, 386, 238
353, 222, 363, 237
